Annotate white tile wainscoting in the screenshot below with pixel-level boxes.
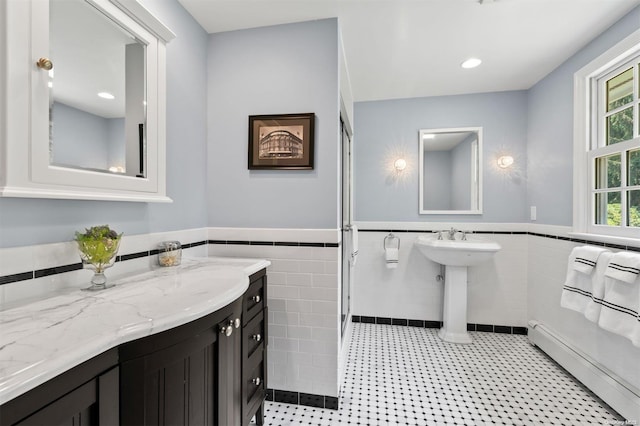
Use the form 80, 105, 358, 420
352, 229, 528, 328
0, 228, 209, 307
0, 226, 345, 402
3, 223, 640, 417
206, 227, 343, 399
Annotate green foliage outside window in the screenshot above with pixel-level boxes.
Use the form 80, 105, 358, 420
607, 203, 640, 227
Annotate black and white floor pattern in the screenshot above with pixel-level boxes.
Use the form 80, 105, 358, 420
262, 323, 624, 425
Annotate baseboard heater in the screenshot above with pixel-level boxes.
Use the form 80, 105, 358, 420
528, 320, 640, 422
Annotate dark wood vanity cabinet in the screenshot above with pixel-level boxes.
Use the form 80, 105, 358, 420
241, 269, 268, 426
0, 269, 268, 426
0, 350, 119, 426
119, 298, 243, 426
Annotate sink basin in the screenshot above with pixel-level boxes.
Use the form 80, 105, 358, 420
414, 234, 501, 344
415, 235, 501, 266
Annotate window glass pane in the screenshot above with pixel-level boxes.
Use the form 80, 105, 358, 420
628, 149, 640, 186
595, 192, 621, 226
606, 107, 633, 145
629, 190, 640, 227
595, 154, 621, 189
606, 67, 633, 111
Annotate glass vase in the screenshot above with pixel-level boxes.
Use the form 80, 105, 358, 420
78, 239, 121, 291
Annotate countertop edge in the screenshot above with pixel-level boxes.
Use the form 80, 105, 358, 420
0, 257, 270, 405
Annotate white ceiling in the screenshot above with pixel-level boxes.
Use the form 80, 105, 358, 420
178, 0, 640, 102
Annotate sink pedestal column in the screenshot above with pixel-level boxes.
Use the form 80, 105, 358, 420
438, 265, 473, 344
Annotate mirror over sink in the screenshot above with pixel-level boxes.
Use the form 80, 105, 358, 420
419, 127, 482, 215
0, 0, 175, 202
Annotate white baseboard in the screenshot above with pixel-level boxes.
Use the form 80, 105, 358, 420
528, 321, 640, 422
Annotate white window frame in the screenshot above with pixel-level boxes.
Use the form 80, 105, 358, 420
573, 29, 640, 242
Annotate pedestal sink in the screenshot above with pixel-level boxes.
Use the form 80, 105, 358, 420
415, 233, 501, 344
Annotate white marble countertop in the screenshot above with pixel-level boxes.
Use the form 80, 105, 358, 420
0, 257, 270, 405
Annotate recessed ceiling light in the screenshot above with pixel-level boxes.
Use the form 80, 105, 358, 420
98, 92, 115, 100
461, 58, 482, 69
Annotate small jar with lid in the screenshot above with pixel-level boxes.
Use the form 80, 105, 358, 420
157, 241, 182, 267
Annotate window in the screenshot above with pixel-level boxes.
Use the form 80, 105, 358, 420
574, 29, 640, 240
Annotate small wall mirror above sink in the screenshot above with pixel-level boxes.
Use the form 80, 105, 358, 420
419, 127, 482, 215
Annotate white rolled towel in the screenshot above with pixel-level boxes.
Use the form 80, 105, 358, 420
573, 246, 609, 274
598, 274, 640, 348
385, 247, 398, 269
605, 252, 640, 283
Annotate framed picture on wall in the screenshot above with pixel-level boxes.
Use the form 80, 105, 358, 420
248, 113, 315, 170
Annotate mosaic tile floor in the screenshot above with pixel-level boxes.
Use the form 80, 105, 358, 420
261, 323, 624, 425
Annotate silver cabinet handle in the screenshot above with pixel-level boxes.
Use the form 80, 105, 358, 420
220, 320, 234, 337
252, 334, 261, 342
252, 377, 261, 386
234, 318, 241, 328
252, 295, 261, 303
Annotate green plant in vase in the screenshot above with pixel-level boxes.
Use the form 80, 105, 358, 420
75, 225, 122, 291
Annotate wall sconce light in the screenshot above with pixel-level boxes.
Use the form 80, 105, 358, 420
394, 158, 407, 172
497, 155, 514, 169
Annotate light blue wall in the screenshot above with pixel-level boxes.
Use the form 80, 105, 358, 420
527, 6, 640, 226
206, 19, 340, 229
106, 117, 125, 168
0, 0, 208, 247
451, 135, 473, 210
354, 91, 528, 223
423, 150, 451, 210
51, 102, 110, 170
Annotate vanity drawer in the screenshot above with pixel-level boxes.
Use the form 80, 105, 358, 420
244, 310, 265, 359
243, 273, 265, 325
244, 360, 265, 405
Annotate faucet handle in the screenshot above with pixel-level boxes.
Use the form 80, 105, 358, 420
433, 230, 443, 240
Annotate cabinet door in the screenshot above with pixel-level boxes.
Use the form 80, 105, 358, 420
120, 307, 242, 426
13, 367, 118, 426
120, 328, 218, 426
218, 315, 242, 426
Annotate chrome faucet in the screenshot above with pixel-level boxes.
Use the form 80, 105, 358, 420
447, 227, 457, 240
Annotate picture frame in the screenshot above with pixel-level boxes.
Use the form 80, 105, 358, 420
248, 113, 315, 170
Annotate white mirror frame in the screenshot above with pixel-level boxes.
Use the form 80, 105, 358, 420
418, 126, 483, 215
0, 0, 175, 202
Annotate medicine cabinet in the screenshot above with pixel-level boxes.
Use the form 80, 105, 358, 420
0, 0, 175, 202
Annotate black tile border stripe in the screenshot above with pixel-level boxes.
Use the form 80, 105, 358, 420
266, 388, 339, 410
34, 263, 83, 278
3, 231, 639, 286
208, 240, 340, 248
0, 271, 34, 285
359, 229, 640, 250
352, 315, 528, 336
0, 239, 341, 286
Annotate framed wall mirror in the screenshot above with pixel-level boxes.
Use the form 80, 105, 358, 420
0, 0, 175, 202
49, 0, 147, 178
419, 127, 483, 215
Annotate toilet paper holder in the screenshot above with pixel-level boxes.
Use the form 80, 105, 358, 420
383, 233, 400, 250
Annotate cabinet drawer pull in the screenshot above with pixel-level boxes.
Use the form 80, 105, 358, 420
252, 377, 261, 386
220, 321, 234, 337
234, 318, 241, 329
252, 334, 261, 342
251, 295, 261, 303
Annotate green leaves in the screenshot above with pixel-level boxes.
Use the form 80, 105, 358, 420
75, 225, 122, 267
